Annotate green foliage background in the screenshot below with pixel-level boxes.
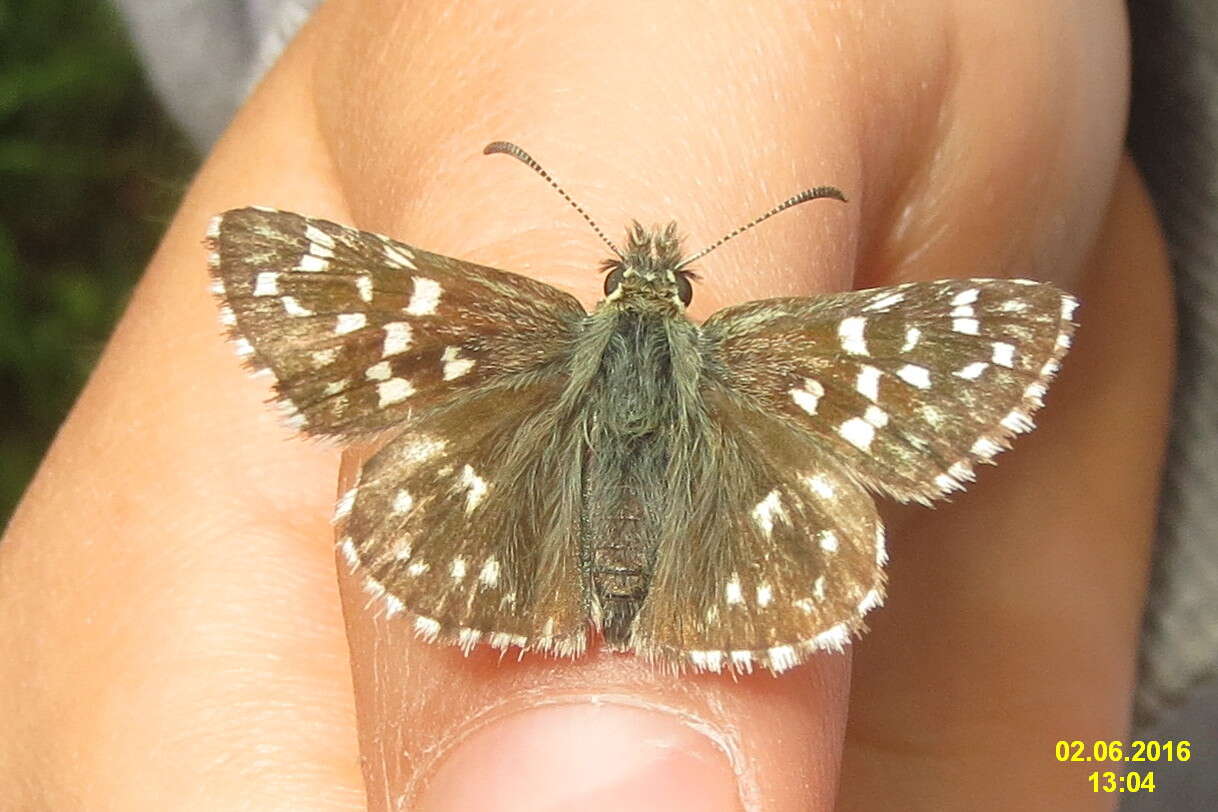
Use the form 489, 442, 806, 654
0, 1, 198, 521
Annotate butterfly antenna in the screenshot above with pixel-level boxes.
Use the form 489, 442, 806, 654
484, 141, 623, 258
676, 186, 847, 270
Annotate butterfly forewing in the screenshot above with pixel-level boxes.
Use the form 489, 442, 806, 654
207, 207, 585, 437
702, 279, 1076, 504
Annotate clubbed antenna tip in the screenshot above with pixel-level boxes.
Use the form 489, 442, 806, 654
677, 186, 847, 270
484, 141, 622, 258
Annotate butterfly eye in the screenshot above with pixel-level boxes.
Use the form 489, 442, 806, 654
675, 272, 693, 306
604, 266, 625, 296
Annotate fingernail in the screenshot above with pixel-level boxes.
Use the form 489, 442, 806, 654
416, 702, 742, 812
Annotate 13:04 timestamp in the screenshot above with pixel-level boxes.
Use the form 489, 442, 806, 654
1088, 771, 1155, 793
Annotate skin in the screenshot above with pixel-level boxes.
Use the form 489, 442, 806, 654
0, 1, 1171, 810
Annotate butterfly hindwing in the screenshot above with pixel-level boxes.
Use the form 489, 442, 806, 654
207, 207, 586, 437
337, 380, 590, 656
631, 389, 886, 674
701, 279, 1076, 503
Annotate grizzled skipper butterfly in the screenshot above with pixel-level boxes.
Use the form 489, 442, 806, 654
207, 142, 1076, 674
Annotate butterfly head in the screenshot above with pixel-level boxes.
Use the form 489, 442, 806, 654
601, 221, 695, 309
482, 141, 847, 313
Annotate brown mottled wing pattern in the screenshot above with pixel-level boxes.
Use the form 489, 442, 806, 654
631, 278, 1074, 674
209, 207, 590, 654
207, 207, 585, 436
631, 389, 886, 674
701, 279, 1077, 504
336, 382, 590, 656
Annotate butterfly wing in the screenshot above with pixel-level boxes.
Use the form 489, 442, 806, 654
630, 388, 885, 674
632, 278, 1075, 674
210, 207, 590, 653
700, 278, 1077, 503
207, 207, 585, 437
337, 381, 590, 656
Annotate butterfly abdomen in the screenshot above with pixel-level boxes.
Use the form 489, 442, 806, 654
581, 308, 704, 647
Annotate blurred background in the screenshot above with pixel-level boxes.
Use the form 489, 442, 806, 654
0, 0, 197, 521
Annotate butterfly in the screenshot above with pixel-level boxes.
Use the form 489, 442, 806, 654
207, 142, 1076, 675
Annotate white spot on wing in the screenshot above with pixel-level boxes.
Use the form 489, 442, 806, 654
897, 363, 931, 389
479, 557, 500, 587
819, 530, 839, 553
219, 306, 236, 326
839, 417, 875, 450
356, 276, 373, 303
806, 474, 835, 498
283, 296, 313, 316
253, 272, 279, 296
756, 583, 774, 607
790, 378, 825, 415
1000, 300, 1029, 313
442, 346, 475, 380
951, 288, 979, 306
297, 254, 328, 272
952, 318, 980, 335
857, 365, 882, 402
460, 464, 488, 513
991, 342, 1016, 367
384, 242, 416, 269
725, 573, 744, 604
901, 326, 921, 352
305, 224, 335, 249
450, 556, 467, 581
312, 348, 338, 367
366, 360, 392, 380
338, 536, 359, 569
406, 277, 441, 315
955, 361, 989, 380
865, 291, 904, 311
382, 322, 412, 356
392, 489, 414, 513
335, 313, 366, 334
333, 487, 357, 522
838, 316, 869, 355
863, 405, 889, 429
751, 489, 788, 538
377, 377, 414, 407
